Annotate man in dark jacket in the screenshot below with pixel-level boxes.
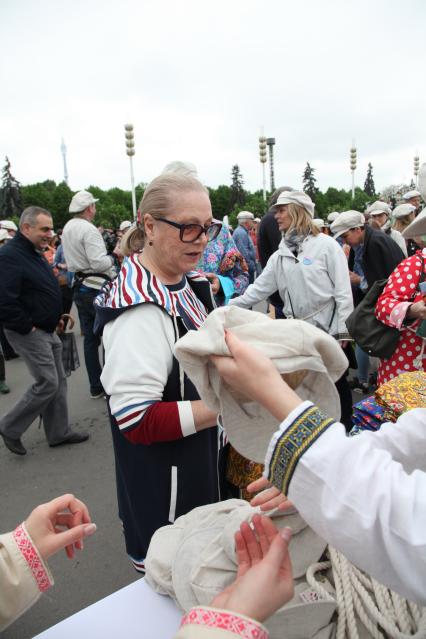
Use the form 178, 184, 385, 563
331, 210, 405, 289
0, 207, 89, 455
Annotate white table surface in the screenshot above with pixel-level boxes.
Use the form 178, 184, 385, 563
34, 579, 182, 638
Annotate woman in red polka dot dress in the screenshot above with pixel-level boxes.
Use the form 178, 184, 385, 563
375, 248, 426, 385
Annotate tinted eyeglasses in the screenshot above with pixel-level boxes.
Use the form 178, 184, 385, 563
156, 217, 222, 243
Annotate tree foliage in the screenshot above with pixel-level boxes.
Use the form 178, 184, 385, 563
0, 157, 23, 219
229, 164, 246, 210
363, 162, 375, 197
302, 162, 319, 201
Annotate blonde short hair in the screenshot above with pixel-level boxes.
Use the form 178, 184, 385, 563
121, 174, 208, 256
392, 213, 415, 233
282, 203, 320, 237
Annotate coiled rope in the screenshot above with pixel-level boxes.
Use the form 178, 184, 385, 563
306, 546, 426, 638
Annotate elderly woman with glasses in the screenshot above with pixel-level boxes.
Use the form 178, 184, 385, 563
95, 174, 225, 572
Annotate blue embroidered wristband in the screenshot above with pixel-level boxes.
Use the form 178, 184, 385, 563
268, 405, 335, 495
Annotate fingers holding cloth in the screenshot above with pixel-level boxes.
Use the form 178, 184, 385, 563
173, 306, 347, 463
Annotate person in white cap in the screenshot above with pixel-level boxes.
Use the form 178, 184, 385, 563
330, 210, 405, 290
392, 203, 419, 256
62, 190, 116, 398
327, 211, 340, 224
229, 191, 354, 428
0, 220, 18, 238
402, 189, 422, 211
233, 211, 256, 283
367, 202, 407, 257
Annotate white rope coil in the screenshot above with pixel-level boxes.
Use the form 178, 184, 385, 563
306, 546, 426, 638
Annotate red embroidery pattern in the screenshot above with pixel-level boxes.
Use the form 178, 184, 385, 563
180, 607, 268, 639
13, 524, 51, 592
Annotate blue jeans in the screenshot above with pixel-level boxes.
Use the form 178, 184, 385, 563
74, 288, 103, 395
355, 344, 370, 384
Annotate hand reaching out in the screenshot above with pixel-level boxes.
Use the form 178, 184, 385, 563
25, 494, 96, 560
211, 514, 294, 623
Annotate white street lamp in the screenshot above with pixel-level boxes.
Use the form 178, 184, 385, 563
414, 154, 420, 186
124, 124, 137, 221
350, 141, 357, 199
259, 135, 267, 201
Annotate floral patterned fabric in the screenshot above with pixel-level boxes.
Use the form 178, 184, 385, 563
375, 370, 426, 421
226, 446, 264, 501
197, 225, 249, 302
349, 396, 388, 436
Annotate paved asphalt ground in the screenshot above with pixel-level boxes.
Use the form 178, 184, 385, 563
1, 316, 139, 639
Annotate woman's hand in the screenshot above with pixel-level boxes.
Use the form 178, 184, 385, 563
211, 514, 294, 622
248, 477, 294, 511
210, 330, 303, 422
407, 300, 426, 320
205, 272, 221, 295
25, 494, 96, 560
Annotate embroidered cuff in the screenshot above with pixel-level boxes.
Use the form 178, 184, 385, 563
389, 301, 411, 329
178, 401, 196, 437
13, 523, 53, 592
265, 403, 335, 495
180, 606, 269, 639
335, 332, 352, 341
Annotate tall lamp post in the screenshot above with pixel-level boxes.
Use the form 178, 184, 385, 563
414, 154, 420, 187
266, 137, 276, 191
124, 124, 137, 221
350, 141, 357, 199
259, 135, 267, 201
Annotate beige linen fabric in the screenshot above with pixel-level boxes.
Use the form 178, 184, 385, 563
173, 306, 347, 463
146, 499, 334, 639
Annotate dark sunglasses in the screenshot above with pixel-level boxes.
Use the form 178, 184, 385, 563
156, 217, 222, 243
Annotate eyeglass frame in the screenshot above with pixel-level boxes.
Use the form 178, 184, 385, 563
155, 217, 222, 243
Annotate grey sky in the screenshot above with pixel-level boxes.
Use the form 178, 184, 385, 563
1, 0, 425, 194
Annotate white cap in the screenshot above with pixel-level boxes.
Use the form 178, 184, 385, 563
273, 190, 315, 218
312, 218, 326, 229
119, 220, 132, 232
254, 217, 261, 223
236, 211, 254, 221
327, 212, 340, 223
402, 209, 426, 239
69, 190, 99, 213
393, 203, 416, 219
366, 201, 392, 216
403, 190, 421, 201
0, 220, 18, 231
0, 229, 10, 242
330, 210, 365, 239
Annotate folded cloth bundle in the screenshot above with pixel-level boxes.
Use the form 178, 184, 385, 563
375, 370, 426, 421
174, 306, 348, 463
145, 499, 334, 639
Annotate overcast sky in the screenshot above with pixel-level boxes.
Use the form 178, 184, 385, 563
1, 0, 425, 195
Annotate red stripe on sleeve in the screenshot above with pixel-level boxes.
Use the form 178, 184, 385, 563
122, 401, 183, 444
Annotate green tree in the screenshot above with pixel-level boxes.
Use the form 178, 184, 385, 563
0, 157, 23, 219
229, 164, 246, 210
21, 182, 55, 212
51, 181, 73, 228
363, 163, 375, 197
208, 184, 232, 220
302, 162, 319, 201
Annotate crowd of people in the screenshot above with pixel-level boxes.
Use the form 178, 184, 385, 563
1, 164, 426, 637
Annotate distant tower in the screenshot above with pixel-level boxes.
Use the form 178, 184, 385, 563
266, 137, 276, 191
60, 138, 69, 185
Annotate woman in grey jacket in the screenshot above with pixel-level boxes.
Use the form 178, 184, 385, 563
229, 191, 354, 427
